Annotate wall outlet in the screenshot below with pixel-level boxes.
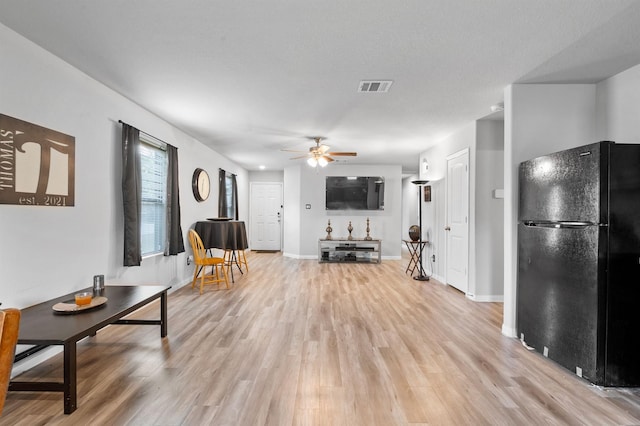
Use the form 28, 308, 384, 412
187, 255, 193, 265
431, 254, 436, 262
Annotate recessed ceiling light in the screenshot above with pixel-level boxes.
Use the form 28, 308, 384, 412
259, 165, 266, 170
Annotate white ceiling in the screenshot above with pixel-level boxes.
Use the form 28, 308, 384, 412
2, 1, 640, 173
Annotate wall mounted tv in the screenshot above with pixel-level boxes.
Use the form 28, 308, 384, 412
325, 176, 385, 210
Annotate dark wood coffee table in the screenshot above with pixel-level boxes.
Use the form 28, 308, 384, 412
9, 285, 170, 414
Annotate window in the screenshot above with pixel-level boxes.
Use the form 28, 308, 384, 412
218, 169, 238, 220
139, 138, 167, 256
224, 174, 235, 219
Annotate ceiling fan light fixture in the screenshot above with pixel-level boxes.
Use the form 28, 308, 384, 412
288, 136, 357, 167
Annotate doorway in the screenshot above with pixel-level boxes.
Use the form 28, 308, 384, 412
249, 182, 283, 251
445, 149, 469, 293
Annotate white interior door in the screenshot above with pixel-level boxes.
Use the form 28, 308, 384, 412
446, 149, 469, 293
250, 182, 283, 251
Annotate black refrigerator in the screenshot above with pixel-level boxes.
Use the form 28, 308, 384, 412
517, 141, 640, 386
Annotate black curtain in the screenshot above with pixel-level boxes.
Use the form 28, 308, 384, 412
121, 123, 142, 266
164, 145, 185, 256
231, 173, 238, 220
218, 168, 227, 218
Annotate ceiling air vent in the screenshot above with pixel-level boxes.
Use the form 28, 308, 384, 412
358, 80, 393, 93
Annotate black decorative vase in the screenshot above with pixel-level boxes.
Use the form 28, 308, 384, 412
408, 225, 420, 241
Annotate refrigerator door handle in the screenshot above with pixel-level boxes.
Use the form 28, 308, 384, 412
523, 220, 597, 229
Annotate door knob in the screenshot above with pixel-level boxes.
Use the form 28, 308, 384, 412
445, 226, 451, 231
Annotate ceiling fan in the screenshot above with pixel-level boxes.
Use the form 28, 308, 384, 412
283, 137, 357, 167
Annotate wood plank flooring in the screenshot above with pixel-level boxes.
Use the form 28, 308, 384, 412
3, 252, 640, 425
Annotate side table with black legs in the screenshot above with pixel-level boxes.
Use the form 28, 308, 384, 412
403, 239, 428, 276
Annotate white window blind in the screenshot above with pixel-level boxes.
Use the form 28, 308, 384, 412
139, 139, 167, 256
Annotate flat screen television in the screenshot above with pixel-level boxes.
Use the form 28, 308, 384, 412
325, 176, 384, 210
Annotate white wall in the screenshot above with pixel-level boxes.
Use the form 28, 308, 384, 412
282, 166, 301, 257
402, 174, 419, 244
419, 122, 476, 284
248, 170, 284, 183
596, 64, 640, 142
0, 23, 248, 311
282, 164, 403, 259
475, 120, 504, 301
419, 120, 504, 301
503, 83, 597, 337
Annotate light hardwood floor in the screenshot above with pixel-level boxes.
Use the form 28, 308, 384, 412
2, 252, 640, 425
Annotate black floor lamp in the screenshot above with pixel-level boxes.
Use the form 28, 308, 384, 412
411, 179, 430, 281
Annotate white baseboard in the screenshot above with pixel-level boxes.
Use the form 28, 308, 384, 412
282, 252, 317, 260
168, 279, 191, 293
429, 273, 445, 283
283, 253, 401, 261
502, 324, 517, 338
426, 277, 503, 304
468, 294, 504, 303
11, 346, 62, 378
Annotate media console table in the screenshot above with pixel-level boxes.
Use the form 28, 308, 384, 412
9, 285, 170, 414
318, 238, 381, 264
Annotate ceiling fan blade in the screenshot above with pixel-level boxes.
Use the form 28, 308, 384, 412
284, 136, 355, 164
327, 152, 357, 156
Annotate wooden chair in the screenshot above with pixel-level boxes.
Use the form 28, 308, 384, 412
188, 229, 229, 294
0, 308, 21, 415
223, 248, 249, 274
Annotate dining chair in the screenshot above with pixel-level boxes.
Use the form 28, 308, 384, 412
188, 229, 229, 294
223, 248, 249, 274
0, 308, 21, 415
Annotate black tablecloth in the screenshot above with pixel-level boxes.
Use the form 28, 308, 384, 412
194, 221, 248, 250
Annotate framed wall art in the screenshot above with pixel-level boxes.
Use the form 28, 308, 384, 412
0, 114, 75, 206
424, 185, 431, 202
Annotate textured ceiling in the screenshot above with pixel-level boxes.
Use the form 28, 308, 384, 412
1, 0, 640, 173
